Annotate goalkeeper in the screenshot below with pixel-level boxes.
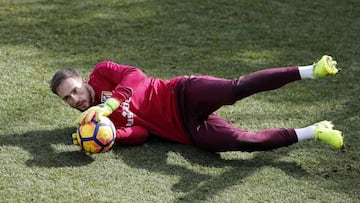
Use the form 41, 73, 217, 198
50, 55, 343, 152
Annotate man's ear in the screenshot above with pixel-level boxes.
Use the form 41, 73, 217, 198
82, 77, 88, 83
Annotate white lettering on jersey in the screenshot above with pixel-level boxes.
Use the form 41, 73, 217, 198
101, 91, 134, 127
121, 98, 134, 127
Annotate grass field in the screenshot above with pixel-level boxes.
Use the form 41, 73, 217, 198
1, 0, 360, 202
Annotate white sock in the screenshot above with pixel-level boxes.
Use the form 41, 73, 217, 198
294, 125, 316, 141
298, 65, 315, 79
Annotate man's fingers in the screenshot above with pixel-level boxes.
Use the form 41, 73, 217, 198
94, 112, 103, 122
85, 111, 96, 123
71, 133, 80, 146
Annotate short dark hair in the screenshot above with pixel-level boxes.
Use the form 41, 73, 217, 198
50, 68, 81, 95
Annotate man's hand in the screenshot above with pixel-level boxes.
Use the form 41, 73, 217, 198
72, 132, 80, 146
76, 98, 120, 125
71, 132, 84, 152
71, 133, 91, 155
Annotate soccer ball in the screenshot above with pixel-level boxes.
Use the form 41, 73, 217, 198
76, 116, 116, 154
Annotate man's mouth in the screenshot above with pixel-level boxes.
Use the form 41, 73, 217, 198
77, 102, 86, 110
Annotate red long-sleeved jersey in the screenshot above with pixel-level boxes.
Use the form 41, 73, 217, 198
88, 61, 191, 145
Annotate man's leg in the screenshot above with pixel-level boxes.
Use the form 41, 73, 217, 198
183, 66, 301, 120
191, 115, 343, 152
182, 55, 343, 151
190, 114, 298, 152
183, 55, 339, 119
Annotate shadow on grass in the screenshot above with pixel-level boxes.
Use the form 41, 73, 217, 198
112, 136, 310, 202
0, 128, 94, 167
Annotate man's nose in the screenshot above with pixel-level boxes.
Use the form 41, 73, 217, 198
69, 94, 79, 105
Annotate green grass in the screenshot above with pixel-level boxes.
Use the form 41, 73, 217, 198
1, 0, 360, 202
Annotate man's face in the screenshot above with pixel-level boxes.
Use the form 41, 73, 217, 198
56, 77, 94, 112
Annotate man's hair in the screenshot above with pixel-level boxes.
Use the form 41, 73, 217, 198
50, 68, 81, 95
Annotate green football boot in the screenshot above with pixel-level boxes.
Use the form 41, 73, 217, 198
314, 120, 344, 149
313, 55, 339, 78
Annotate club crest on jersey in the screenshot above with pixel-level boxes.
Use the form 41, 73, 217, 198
101, 91, 112, 102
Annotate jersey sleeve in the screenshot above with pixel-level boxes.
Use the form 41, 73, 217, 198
92, 61, 147, 103
115, 126, 149, 145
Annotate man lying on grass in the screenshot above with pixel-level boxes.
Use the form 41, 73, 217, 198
50, 55, 344, 153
